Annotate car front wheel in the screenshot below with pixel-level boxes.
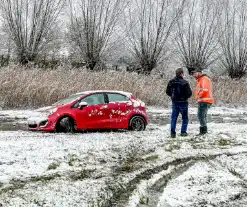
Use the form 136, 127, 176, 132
129, 116, 146, 131
57, 117, 77, 133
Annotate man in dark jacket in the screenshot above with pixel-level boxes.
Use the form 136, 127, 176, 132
166, 68, 192, 138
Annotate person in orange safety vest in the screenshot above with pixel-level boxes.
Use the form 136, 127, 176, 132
192, 68, 214, 135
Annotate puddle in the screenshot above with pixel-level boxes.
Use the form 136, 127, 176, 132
0, 119, 28, 131
0, 112, 246, 131
148, 112, 247, 126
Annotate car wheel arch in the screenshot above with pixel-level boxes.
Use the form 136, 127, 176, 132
55, 113, 76, 123
55, 115, 77, 132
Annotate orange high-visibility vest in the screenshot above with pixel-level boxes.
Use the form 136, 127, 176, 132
195, 75, 214, 104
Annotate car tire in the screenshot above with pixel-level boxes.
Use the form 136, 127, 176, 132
57, 117, 77, 133
129, 116, 146, 131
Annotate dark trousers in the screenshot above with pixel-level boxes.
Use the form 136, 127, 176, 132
171, 102, 188, 135
197, 102, 211, 127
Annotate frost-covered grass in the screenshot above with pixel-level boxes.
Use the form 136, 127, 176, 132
0, 66, 247, 108
0, 107, 247, 206
157, 157, 247, 207
0, 129, 169, 206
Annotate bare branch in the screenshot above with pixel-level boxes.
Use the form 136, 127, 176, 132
69, 0, 126, 71
125, 0, 186, 75
219, 0, 247, 79
175, 0, 222, 74
0, 0, 65, 64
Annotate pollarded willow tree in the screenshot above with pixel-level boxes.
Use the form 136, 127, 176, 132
69, 0, 126, 71
175, 0, 222, 75
219, 0, 247, 79
126, 0, 186, 75
0, 0, 65, 65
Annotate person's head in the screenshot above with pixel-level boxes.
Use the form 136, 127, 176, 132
191, 68, 202, 79
176, 68, 184, 78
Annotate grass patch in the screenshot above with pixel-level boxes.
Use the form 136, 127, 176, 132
144, 155, 159, 161
33, 199, 45, 206
164, 143, 181, 152
47, 162, 60, 170
140, 196, 149, 205
30, 174, 61, 182
70, 169, 95, 180
0, 174, 61, 194
118, 163, 135, 173
115, 144, 144, 173
215, 139, 231, 146
67, 153, 81, 166
227, 167, 242, 178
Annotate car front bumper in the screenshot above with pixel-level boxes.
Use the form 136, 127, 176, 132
28, 117, 56, 132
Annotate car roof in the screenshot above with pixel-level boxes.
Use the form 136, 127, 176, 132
74, 90, 132, 97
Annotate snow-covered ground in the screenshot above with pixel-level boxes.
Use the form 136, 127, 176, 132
0, 106, 247, 207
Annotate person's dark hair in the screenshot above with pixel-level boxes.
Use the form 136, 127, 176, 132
191, 67, 202, 74
176, 68, 184, 76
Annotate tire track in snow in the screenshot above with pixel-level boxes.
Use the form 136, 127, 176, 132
89, 149, 247, 207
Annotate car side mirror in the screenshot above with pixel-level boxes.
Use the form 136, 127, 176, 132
78, 101, 88, 109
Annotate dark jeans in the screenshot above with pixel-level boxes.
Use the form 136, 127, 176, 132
197, 102, 211, 127
171, 102, 188, 135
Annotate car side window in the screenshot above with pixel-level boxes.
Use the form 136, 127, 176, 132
81, 93, 105, 106
107, 93, 129, 103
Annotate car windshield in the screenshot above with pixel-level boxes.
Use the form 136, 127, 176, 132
53, 93, 86, 106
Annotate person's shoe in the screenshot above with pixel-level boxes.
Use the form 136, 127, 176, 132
203, 126, 208, 134
180, 132, 188, 137
171, 133, 176, 138
196, 126, 207, 136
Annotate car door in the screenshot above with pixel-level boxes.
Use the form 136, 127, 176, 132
72, 93, 108, 129
105, 93, 131, 128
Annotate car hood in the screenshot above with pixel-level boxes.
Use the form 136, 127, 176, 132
28, 106, 58, 123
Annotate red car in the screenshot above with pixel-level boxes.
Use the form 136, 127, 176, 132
28, 90, 148, 132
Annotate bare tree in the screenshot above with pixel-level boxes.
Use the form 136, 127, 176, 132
0, 0, 65, 65
219, 0, 247, 79
69, 0, 126, 71
125, 0, 186, 75
175, 0, 222, 75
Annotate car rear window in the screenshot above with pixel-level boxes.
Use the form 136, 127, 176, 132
108, 93, 129, 102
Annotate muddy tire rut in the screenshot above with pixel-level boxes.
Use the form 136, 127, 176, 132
1, 109, 247, 206
88, 151, 247, 207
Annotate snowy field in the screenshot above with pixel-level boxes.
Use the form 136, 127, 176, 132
0, 106, 247, 207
